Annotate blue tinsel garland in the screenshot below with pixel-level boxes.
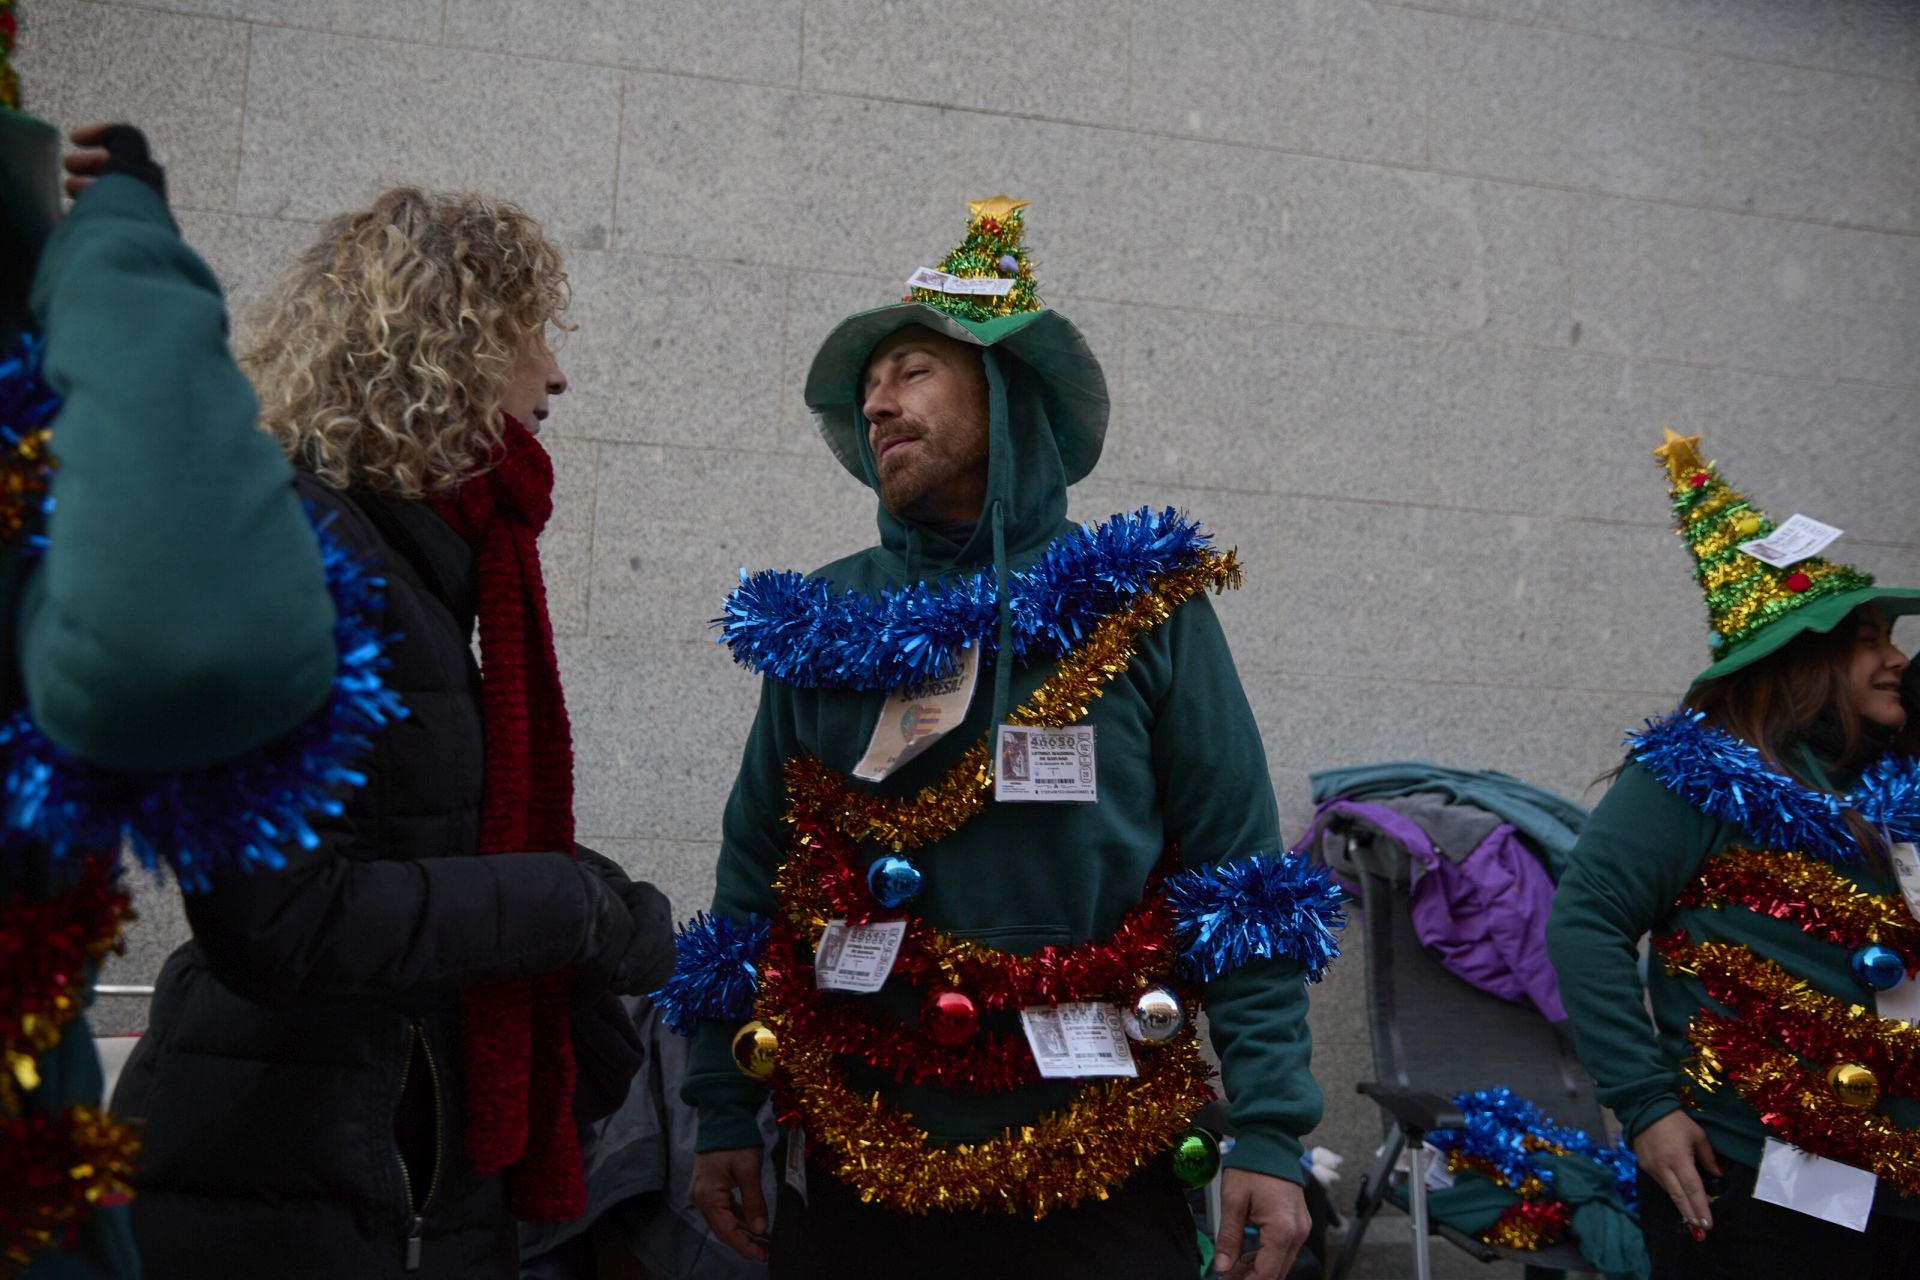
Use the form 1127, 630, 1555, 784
0, 510, 408, 892
0, 333, 59, 554
1429, 1087, 1637, 1211
1165, 853, 1346, 984
650, 911, 770, 1037
654, 854, 1345, 1036
1628, 710, 1920, 862
715, 507, 1213, 691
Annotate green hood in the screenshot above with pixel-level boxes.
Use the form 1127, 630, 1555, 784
0, 109, 61, 347
843, 344, 1072, 582
805, 301, 1108, 494
806, 314, 1089, 733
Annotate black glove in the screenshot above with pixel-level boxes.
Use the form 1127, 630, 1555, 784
92, 125, 169, 205
569, 992, 647, 1125
569, 854, 675, 1000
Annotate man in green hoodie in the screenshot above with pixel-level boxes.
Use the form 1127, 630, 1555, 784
660, 199, 1344, 1280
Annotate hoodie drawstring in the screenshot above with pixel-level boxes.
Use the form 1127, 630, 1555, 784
988, 498, 1014, 736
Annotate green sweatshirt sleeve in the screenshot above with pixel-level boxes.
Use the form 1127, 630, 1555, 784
21, 174, 336, 772
683, 677, 793, 1151
1153, 595, 1317, 1184
1545, 761, 1722, 1140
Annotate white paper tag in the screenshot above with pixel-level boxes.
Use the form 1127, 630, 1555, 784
1738, 513, 1843, 568
852, 647, 980, 782
812, 919, 907, 993
1019, 1003, 1138, 1078
783, 1128, 808, 1205
1752, 1138, 1875, 1231
993, 724, 1098, 803
1876, 974, 1920, 1024
906, 265, 1017, 297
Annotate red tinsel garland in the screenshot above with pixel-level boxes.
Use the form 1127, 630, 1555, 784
0, 1105, 138, 1271
1656, 932, 1920, 1103
1676, 846, 1920, 966
759, 926, 1047, 1091
776, 810, 1190, 1014
1482, 1198, 1573, 1251
0, 855, 132, 1101
1684, 1011, 1920, 1198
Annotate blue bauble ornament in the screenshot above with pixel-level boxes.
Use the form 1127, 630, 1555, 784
867, 854, 924, 908
1852, 943, 1905, 991
997, 253, 1019, 275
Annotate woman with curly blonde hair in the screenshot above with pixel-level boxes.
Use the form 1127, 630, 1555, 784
116, 188, 675, 1280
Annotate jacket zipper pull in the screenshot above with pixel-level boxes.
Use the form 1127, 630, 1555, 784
405, 1215, 424, 1271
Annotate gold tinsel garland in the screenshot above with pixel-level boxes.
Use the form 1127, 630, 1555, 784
1682, 1014, 1920, 1199
1, 1105, 139, 1273
0, 426, 52, 550
1660, 937, 1920, 1081
1678, 846, 1920, 955
769, 1027, 1214, 1218
751, 554, 1242, 1216
782, 550, 1240, 852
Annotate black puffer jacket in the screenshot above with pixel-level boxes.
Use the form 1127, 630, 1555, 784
114, 476, 672, 1279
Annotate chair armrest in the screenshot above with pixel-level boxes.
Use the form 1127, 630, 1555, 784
1357, 1082, 1465, 1134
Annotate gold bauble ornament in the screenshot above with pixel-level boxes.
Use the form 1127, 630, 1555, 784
731, 1020, 779, 1080
1828, 1061, 1879, 1109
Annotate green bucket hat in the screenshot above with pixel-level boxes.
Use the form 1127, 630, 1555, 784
1653, 428, 1920, 685
803, 195, 1109, 485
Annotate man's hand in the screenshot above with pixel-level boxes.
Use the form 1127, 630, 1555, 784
1214, 1168, 1310, 1278
690, 1147, 770, 1262
1632, 1110, 1719, 1239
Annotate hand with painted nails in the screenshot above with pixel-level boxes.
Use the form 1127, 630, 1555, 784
1633, 1109, 1721, 1237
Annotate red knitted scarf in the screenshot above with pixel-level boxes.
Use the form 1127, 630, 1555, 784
429, 416, 582, 1223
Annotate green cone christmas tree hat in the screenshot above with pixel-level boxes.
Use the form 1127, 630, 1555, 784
1654, 428, 1920, 685
804, 196, 1108, 485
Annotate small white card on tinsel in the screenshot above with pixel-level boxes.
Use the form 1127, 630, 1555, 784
853, 646, 980, 782
1020, 1003, 1137, 1079
1876, 975, 1920, 1024
783, 1129, 808, 1205
1889, 843, 1920, 925
994, 725, 1098, 803
1738, 514, 1842, 568
906, 266, 1017, 297
813, 919, 906, 993
1753, 1138, 1874, 1230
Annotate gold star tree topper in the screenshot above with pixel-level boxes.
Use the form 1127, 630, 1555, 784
1652, 428, 1707, 484
968, 195, 1030, 224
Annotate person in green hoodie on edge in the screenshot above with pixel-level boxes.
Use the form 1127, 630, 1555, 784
1, 109, 349, 1278
652, 198, 1345, 1280
1547, 429, 1920, 1277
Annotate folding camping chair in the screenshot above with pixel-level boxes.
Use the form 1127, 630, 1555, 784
1321, 821, 1610, 1280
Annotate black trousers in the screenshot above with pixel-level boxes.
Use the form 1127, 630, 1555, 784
1639, 1158, 1920, 1279
769, 1143, 1202, 1280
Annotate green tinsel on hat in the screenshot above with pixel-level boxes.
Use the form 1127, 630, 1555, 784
1653, 428, 1920, 685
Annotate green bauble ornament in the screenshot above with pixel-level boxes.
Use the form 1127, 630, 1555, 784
1170, 1126, 1221, 1188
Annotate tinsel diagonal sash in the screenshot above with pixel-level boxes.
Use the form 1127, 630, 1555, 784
429, 416, 581, 1223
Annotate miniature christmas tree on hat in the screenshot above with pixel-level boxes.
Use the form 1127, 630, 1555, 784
906, 194, 1042, 323
1654, 427, 1874, 661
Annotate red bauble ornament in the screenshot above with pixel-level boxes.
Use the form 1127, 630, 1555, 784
1689, 471, 1711, 490
1785, 571, 1812, 593
922, 988, 978, 1047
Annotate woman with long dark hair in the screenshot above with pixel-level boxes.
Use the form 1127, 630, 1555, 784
1548, 430, 1920, 1276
